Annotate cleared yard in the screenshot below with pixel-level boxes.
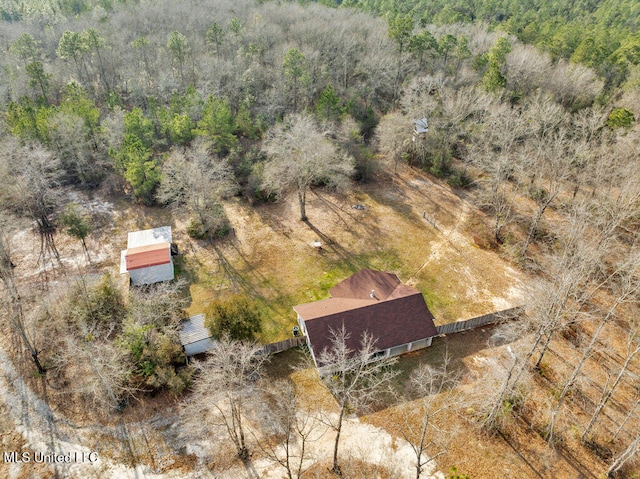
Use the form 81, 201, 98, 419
0, 165, 534, 479
33, 166, 524, 343
176, 166, 526, 342
0, 157, 618, 479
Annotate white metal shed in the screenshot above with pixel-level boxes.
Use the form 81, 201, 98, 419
179, 314, 216, 356
120, 226, 175, 286
127, 226, 173, 248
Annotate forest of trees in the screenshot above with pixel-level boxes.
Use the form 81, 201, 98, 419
1, 0, 640, 476
335, 0, 640, 90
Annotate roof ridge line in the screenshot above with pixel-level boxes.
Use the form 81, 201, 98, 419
301, 291, 424, 321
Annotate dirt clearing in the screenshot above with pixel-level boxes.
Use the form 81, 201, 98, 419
0, 165, 532, 478
179, 166, 526, 341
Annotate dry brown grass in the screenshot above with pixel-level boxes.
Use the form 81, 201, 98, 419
170, 166, 527, 342
9, 166, 597, 479
363, 323, 615, 479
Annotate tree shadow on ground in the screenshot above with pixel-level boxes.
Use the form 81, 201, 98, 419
311, 189, 382, 240
499, 415, 603, 479
242, 457, 262, 479
365, 174, 419, 220
303, 219, 363, 272
209, 242, 281, 299
497, 430, 546, 479
263, 347, 309, 380
177, 230, 288, 308
303, 220, 408, 284
39, 376, 62, 479
208, 240, 302, 340
365, 322, 524, 414
557, 444, 601, 479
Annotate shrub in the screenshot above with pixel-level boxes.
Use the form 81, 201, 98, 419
527, 185, 548, 202
447, 168, 472, 188
186, 207, 231, 240
117, 320, 187, 390
446, 466, 471, 479
205, 294, 263, 341
186, 217, 208, 239
606, 107, 635, 129
66, 274, 126, 339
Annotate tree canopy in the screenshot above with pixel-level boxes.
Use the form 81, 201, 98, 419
204, 294, 263, 341
261, 113, 354, 221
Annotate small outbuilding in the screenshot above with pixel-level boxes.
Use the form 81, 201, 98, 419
413, 117, 429, 136
179, 313, 215, 357
294, 268, 438, 367
120, 226, 174, 286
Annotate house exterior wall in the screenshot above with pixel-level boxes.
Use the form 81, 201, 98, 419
298, 315, 318, 366
385, 336, 432, 358
184, 337, 215, 356
299, 313, 434, 367
129, 260, 174, 286
388, 343, 409, 357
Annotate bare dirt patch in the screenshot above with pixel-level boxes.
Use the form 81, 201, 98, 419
365, 325, 613, 479
0, 165, 533, 478
178, 166, 527, 340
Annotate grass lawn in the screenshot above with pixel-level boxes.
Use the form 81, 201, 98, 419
177, 167, 525, 343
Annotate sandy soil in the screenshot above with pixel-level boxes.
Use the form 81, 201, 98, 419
178, 165, 527, 338
0, 167, 541, 479
0, 337, 444, 479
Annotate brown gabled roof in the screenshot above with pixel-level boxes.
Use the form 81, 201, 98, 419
329, 268, 402, 301
125, 242, 171, 271
294, 269, 437, 360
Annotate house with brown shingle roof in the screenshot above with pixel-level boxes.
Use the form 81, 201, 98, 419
293, 268, 437, 367
119, 226, 174, 286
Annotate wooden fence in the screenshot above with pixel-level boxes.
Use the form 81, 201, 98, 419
260, 336, 306, 355
435, 306, 525, 336
256, 306, 524, 356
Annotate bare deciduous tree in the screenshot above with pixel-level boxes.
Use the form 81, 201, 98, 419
479, 213, 611, 434
0, 215, 46, 374
258, 379, 321, 479
519, 127, 572, 258
417, 85, 490, 175
607, 431, 640, 478
588, 173, 640, 252
528, 213, 605, 370
64, 334, 132, 412
39, 274, 135, 412
3, 144, 63, 274
505, 43, 551, 99
317, 325, 399, 475
546, 251, 640, 445
393, 354, 460, 479
470, 103, 526, 243
157, 140, 237, 239
261, 113, 354, 222
612, 387, 640, 442
114, 280, 191, 395
375, 112, 410, 174
473, 323, 532, 433
127, 279, 188, 328
582, 330, 640, 442
182, 337, 270, 461
547, 60, 603, 110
